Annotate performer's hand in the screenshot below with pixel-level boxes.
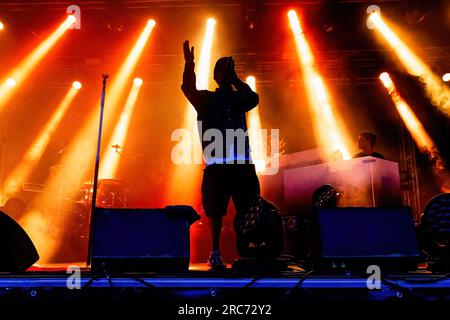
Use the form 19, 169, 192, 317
183, 40, 194, 63
227, 57, 239, 84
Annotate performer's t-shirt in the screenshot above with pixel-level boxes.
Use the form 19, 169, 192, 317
181, 61, 259, 165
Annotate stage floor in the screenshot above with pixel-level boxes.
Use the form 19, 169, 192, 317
0, 263, 449, 303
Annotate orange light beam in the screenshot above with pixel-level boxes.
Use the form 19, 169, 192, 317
25, 20, 155, 263
41, 19, 156, 197
196, 18, 216, 90
369, 12, 450, 117
4, 83, 79, 197
0, 15, 76, 110
186, 17, 216, 165
245, 76, 266, 173
288, 10, 351, 160
99, 78, 142, 179
379, 72, 449, 192
184, 17, 216, 153
379, 72, 436, 155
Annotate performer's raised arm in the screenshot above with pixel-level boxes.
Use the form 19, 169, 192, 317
181, 40, 207, 110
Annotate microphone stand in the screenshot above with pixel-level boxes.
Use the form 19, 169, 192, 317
87, 74, 109, 266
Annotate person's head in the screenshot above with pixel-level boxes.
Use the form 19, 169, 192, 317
214, 57, 233, 87
358, 132, 377, 152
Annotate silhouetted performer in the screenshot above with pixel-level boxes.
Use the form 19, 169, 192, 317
353, 132, 385, 159
181, 40, 260, 270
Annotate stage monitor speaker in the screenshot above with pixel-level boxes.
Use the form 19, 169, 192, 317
0, 210, 39, 272
312, 207, 420, 272
91, 206, 200, 273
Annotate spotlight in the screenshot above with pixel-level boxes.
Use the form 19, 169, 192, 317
6, 78, 16, 87
311, 184, 339, 209
67, 5, 81, 30
246, 76, 256, 88
147, 19, 156, 28
72, 81, 82, 90
207, 18, 216, 28
379, 72, 393, 88
420, 193, 450, 265
133, 77, 143, 86
0, 22, 4, 31
366, 5, 381, 29
67, 15, 77, 24
443, 73, 450, 82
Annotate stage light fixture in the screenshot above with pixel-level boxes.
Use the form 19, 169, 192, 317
369, 12, 450, 117
67, 15, 76, 24
420, 193, 450, 262
72, 81, 82, 90
66, 5, 80, 29
366, 5, 381, 30
288, 9, 351, 160
443, 73, 450, 82
133, 77, 143, 86
246, 76, 256, 88
6, 78, 16, 88
379, 72, 392, 87
0, 22, 4, 31
312, 184, 339, 209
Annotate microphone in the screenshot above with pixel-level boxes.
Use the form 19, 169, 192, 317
112, 144, 121, 151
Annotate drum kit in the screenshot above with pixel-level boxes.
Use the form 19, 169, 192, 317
48, 162, 129, 209
78, 178, 129, 208
61, 179, 129, 247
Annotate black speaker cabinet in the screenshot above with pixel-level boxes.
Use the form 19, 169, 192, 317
311, 207, 420, 273
0, 210, 39, 272
91, 206, 200, 273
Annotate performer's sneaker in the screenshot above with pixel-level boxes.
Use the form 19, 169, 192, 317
208, 251, 226, 271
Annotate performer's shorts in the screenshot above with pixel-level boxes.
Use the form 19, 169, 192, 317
201, 164, 260, 217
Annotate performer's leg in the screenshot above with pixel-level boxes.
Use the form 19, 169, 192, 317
232, 164, 260, 213
209, 215, 223, 251
202, 165, 229, 269
208, 215, 226, 269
